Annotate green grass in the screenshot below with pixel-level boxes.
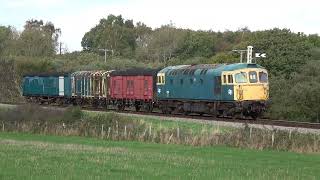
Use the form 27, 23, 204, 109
84, 110, 232, 135
0, 132, 319, 180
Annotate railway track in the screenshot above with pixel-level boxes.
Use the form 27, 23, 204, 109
115, 110, 320, 130
1, 102, 320, 130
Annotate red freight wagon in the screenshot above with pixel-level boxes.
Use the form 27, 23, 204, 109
109, 69, 158, 112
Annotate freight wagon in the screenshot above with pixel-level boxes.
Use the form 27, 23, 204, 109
109, 69, 158, 112
70, 71, 111, 107
23, 73, 71, 104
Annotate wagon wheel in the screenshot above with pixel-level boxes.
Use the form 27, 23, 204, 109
135, 105, 141, 112
57, 98, 64, 106
117, 104, 123, 111
146, 103, 153, 112
250, 113, 258, 120
183, 111, 189, 116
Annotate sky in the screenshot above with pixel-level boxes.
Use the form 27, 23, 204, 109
0, 0, 319, 52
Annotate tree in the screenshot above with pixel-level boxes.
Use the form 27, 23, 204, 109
81, 14, 137, 57
19, 19, 60, 57
208, 52, 238, 64
268, 60, 320, 122
177, 30, 215, 58
0, 26, 12, 56
146, 24, 187, 64
248, 29, 313, 77
0, 26, 20, 56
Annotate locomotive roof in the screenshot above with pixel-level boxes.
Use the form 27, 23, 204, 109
110, 68, 160, 76
160, 63, 265, 76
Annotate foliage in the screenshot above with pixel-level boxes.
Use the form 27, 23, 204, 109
81, 15, 137, 57
208, 52, 239, 64
0, 19, 60, 57
268, 60, 320, 122
0, 59, 22, 103
19, 19, 60, 57
177, 30, 216, 58
247, 29, 313, 77
141, 25, 187, 64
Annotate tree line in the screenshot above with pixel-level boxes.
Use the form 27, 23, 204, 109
1, 14, 320, 122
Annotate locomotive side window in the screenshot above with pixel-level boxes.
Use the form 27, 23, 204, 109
259, 72, 268, 83
228, 75, 233, 84
214, 76, 221, 95
157, 73, 165, 85
249, 71, 258, 83
223, 75, 227, 84
235, 72, 247, 83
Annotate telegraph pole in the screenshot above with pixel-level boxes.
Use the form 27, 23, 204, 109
98, 48, 114, 63
59, 42, 63, 55
99, 49, 107, 63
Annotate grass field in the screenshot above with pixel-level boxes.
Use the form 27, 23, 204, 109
0, 132, 319, 180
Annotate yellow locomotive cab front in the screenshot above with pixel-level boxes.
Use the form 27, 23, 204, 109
233, 69, 269, 101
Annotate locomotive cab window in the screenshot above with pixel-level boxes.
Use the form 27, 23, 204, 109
249, 71, 258, 83
235, 72, 247, 83
259, 72, 268, 83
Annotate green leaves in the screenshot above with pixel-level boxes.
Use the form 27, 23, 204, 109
248, 28, 313, 77
268, 60, 320, 122
81, 15, 136, 57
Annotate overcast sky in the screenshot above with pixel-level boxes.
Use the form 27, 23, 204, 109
0, 0, 319, 52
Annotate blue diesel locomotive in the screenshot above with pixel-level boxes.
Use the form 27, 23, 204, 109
156, 63, 269, 118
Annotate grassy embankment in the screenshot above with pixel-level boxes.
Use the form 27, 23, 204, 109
0, 132, 319, 180
0, 104, 320, 153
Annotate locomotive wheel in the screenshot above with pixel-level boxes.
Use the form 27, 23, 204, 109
161, 108, 170, 114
